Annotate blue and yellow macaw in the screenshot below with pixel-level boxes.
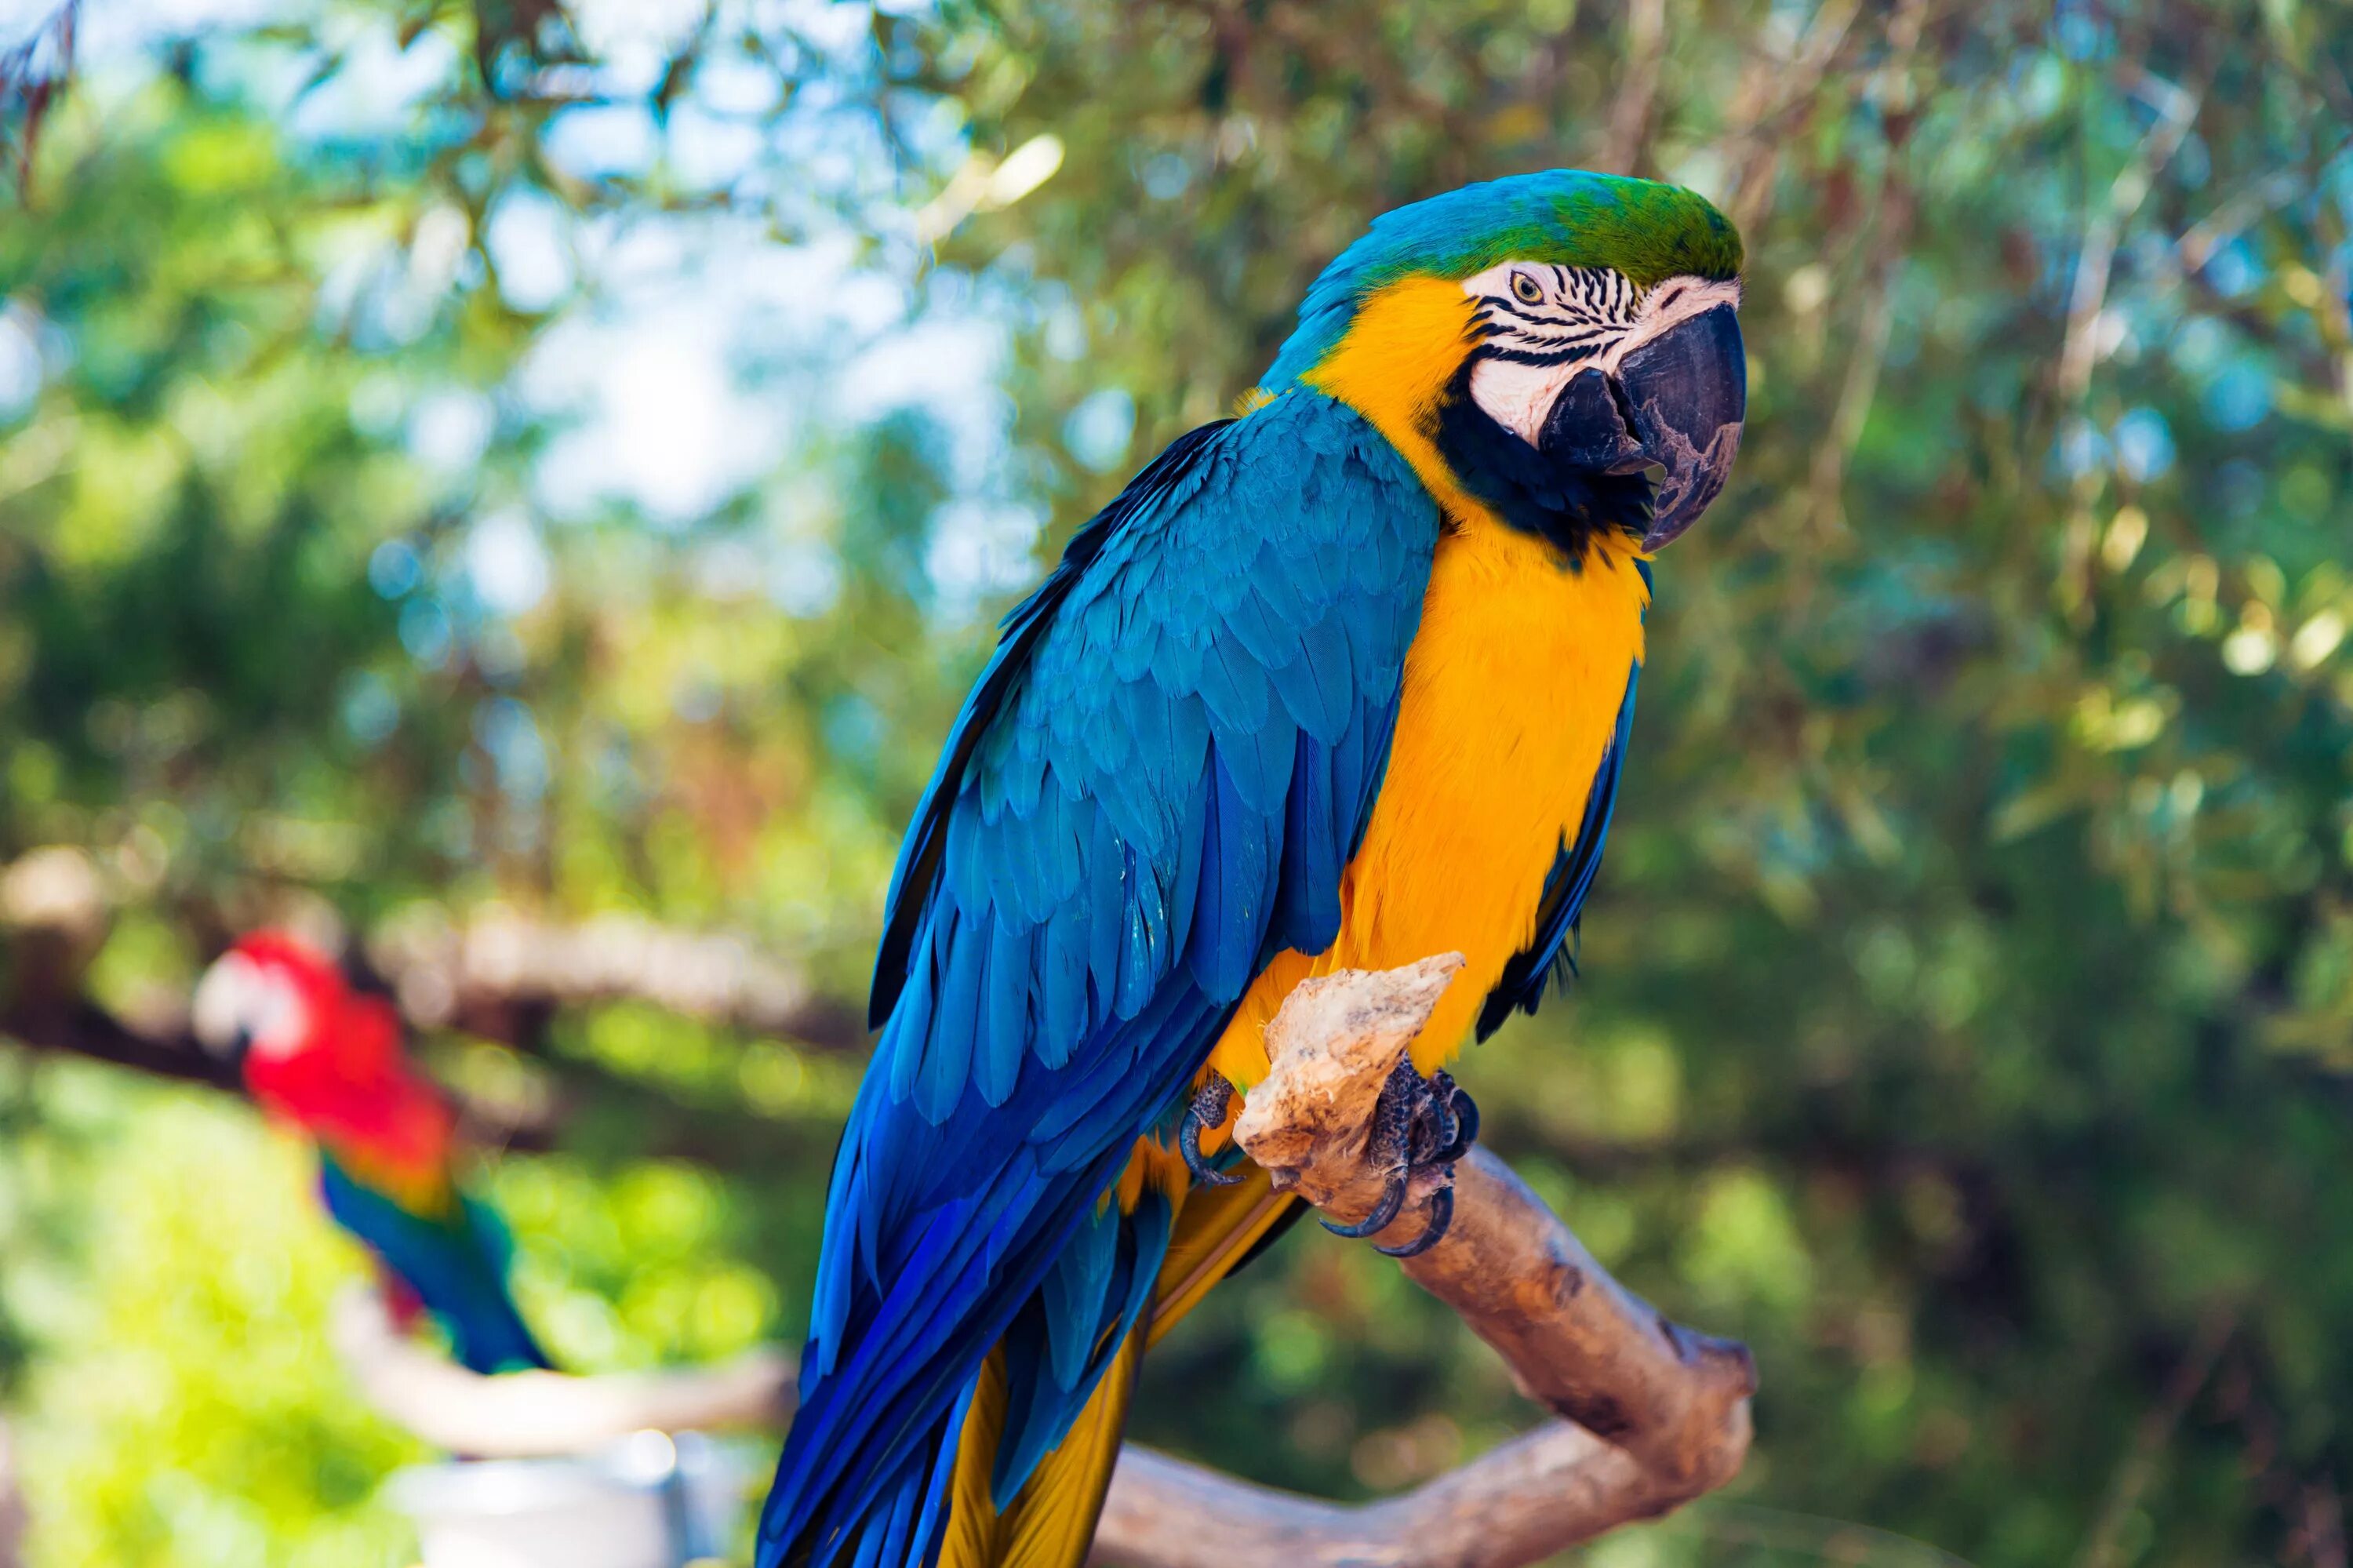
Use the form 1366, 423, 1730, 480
760, 169, 1747, 1568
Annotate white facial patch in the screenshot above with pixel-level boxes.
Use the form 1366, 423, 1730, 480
191, 952, 312, 1060
1460, 264, 1744, 446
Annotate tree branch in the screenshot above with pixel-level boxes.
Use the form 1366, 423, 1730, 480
0, 1417, 24, 1568
1096, 1425, 1682, 1568
0, 982, 804, 1166
0, 995, 242, 1092
2056, 66, 2202, 406
369, 904, 864, 1053
1595, 0, 1667, 177
0, 847, 865, 1127
1092, 956, 1755, 1568
0, 2, 78, 198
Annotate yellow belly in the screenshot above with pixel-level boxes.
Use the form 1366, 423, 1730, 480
1205, 520, 1648, 1090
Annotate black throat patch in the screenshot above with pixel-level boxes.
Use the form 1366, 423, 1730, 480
1431, 358, 1653, 566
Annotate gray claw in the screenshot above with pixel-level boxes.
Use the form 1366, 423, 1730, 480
1322, 1170, 1408, 1239
1431, 1078, 1478, 1165
1376, 1182, 1454, 1258
1328, 1059, 1479, 1253
1424, 1071, 1460, 1158
1180, 1076, 1242, 1187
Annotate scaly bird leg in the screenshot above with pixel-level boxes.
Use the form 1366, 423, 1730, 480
1428, 1070, 1479, 1163
1180, 1075, 1242, 1187
1322, 1058, 1482, 1256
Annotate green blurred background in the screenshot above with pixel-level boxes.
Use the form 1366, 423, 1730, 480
2, 0, 2351, 1563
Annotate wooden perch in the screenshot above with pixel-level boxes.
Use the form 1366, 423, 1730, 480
1, 847, 242, 1091
1092, 956, 1755, 1568
0, 1417, 25, 1568
329, 1288, 794, 1459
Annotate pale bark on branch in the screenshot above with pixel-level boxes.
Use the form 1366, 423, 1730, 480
368, 904, 863, 1052
0, 1417, 25, 1568
0, 846, 864, 1111
1595, 0, 1666, 177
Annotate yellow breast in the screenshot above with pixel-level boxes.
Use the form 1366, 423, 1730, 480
1203, 519, 1646, 1089
1193, 272, 1650, 1094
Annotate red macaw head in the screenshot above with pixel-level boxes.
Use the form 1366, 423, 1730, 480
192, 930, 407, 1113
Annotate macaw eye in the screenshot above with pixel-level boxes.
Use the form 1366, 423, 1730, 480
1509, 271, 1544, 306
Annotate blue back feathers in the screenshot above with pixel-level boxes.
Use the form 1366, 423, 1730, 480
760, 390, 1439, 1568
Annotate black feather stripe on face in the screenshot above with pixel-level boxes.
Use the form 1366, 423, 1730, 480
1430, 359, 1653, 566
1472, 264, 1642, 368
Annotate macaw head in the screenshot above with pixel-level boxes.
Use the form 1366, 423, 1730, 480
1265, 169, 1746, 554
193, 931, 340, 1067
195, 930, 450, 1169
193, 930, 399, 1104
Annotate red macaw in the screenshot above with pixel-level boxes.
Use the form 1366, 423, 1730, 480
193, 931, 549, 1375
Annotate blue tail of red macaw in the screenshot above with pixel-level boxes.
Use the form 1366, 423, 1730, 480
319, 1153, 551, 1375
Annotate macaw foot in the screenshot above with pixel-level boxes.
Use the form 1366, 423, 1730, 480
1179, 1074, 1243, 1187
1321, 1059, 1479, 1257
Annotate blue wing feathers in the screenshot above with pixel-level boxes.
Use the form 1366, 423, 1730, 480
1038, 911, 1088, 1070
764, 394, 1438, 1568
1271, 730, 1344, 955
992, 1188, 1170, 1501
1195, 628, 1272, 739
871, 420, 1235, 1031
980, 922, 1032, 1107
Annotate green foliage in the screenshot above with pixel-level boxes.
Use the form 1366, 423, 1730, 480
5, 2, 2353, 1565
6, 1068, 426, 1567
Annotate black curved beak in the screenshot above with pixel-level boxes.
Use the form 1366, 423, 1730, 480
1537, 303, 1746, 551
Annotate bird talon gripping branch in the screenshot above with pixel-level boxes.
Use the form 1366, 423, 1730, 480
1321, 1056, 1478, 1252
1179, 1075, 1243, 1187
1377, 1184, 1455, 1259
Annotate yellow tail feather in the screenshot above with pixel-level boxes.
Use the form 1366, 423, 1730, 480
992, 1330, 1143, 1568
937, 1155, 1298, 1568
1148, 1164, 1298, 1349
938, 1352, 1009, 1568
936, 1333, 1142, 1568
932, 1134, 1308, 1563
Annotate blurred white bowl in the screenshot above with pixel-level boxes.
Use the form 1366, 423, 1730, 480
387, 1430, 745, 1568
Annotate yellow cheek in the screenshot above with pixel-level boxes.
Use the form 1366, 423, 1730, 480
1302, 275, 1485, 520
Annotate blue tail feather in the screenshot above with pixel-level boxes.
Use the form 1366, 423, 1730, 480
318, 1155, 550, 1375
